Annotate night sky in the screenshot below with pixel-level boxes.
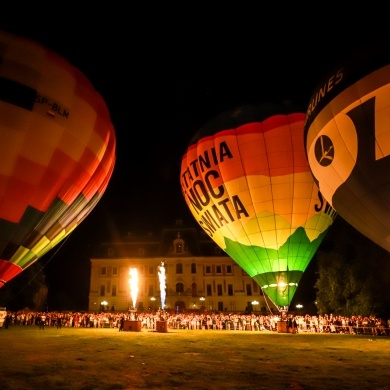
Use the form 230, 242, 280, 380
1, 10, 389, 308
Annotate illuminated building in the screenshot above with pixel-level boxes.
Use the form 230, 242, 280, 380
88, 221, 276, 313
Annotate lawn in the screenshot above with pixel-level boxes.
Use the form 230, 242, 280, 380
1, 325, 390, 389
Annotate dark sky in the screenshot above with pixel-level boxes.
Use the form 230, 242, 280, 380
1, 10, 389, 307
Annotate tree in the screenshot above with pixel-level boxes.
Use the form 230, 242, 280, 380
0, 262, 46, 311
314, 217, 390, 318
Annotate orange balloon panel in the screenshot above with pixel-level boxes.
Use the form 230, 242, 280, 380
0, 31, 116, 286
181, 103, 335, 308
305, 46, 390, 252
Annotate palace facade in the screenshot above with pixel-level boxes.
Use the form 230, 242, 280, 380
89, 222, 276, 313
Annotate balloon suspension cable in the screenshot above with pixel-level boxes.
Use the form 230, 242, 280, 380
261, 286, 276, 315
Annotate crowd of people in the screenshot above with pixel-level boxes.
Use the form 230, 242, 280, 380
2, 309, 390, 336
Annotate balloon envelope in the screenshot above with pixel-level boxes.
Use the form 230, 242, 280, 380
305, 46, 390, 252
0, 31, 116, 287
181, 103, 335, 308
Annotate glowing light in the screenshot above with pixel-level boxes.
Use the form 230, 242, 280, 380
129, 268, 138, 309
158, 261, 166, 310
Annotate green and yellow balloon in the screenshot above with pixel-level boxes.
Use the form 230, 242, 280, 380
180, 102, 336, 310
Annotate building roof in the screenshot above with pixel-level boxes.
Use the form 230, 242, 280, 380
92, 221, 228, 259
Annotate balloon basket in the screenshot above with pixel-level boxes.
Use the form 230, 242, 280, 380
277, 321, 288, 333
156, 320, 168, 333
123, 320, 142, 332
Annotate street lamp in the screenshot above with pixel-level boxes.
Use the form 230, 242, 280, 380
101, 300, 108, 311
296, 304, 303, 315
150, 297, 156, 311
251, 300, 259, 312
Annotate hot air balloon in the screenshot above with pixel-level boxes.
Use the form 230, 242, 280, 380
180, 102, 336, 310
304, 45, 390, 253
0, 31, 116, 287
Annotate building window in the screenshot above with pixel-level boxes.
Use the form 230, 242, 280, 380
148, 285, 154, 296
112, 267, 118, 276
216, 265, 222, 274
101, 267, 106, 276
173, 232, 185, 255
246, 284, 252, 296
191, 283, 197, 297
191, 263, 196, 274
176, 263, 183, 274
206, 284, 212, 296
99, 285, 105, 296
205, 266, 211, 274
227, 284, 233, 296
112, 285, 117, 296
226, 265, 232, 274
217, 284, 222, 296
149, 266, 154, 274
176, 283, 184, 293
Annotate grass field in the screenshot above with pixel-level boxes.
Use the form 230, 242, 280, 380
1, 325, 390, 389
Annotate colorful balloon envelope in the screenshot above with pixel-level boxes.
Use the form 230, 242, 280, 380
0, 31, 116, 287
305, 46, 390, 252
180, 103, 336, 309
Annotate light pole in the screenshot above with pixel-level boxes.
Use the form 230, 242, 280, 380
296, 304, 303, 315
199, 297, 205, 309
251, 300, 259, 312
101, 301, 108, 312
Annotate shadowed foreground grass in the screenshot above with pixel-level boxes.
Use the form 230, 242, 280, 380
1, 325, 390, 389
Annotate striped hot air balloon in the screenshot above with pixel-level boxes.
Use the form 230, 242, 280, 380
180, 102, 336, 310
0, 31, 116, 287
